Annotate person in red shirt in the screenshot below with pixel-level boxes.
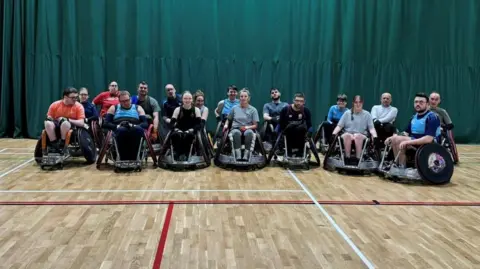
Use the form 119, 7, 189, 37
45, 87, 86, 151
92, 81, 120, 117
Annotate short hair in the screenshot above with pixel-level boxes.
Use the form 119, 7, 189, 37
415, 92, 429, 102
227, 85, 238, 92
294, 92, 305, 99
194, 90, 205, 102
63, 87, 78, 97
270, 87, 279, 93
139, 81, 148, 86
119, 91, 130, 97
337, 94, 347, 101
79, 87, 88, 93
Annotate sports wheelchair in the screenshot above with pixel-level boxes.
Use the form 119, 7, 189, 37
266, 124, 321, 170
214, 123, 268, 170
259, 119, 279, 153
439, 125, 459, 164
313, 117, 337, 154
34, 125, 97, 170
323, 131, 380, 173
157, 128, 211, 171
377, 139, 454, 185
96, 121, 157, 172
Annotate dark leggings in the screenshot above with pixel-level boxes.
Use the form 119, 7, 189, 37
115, 126, 145, 160
171, 131, 195, 156
285, 124, 307, 152
374, 122, 395, 143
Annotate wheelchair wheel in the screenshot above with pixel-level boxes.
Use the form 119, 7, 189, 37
34, 138, 43, 164
78, 128, 97, 164
446, 130, 459, 164
415, 143, 454, 185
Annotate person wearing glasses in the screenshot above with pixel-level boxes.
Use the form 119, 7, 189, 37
385, 92, 441, 168
44, 87, 86, 152
103, 91, 148, 160
92, 81, 120, 118
131, 81, 161, 142
79, 87, 99, 123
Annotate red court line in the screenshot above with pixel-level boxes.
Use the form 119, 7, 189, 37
152, 203, 174, 269
378, 201, 480, 206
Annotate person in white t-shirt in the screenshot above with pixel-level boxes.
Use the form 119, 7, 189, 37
371, 92, 398, 145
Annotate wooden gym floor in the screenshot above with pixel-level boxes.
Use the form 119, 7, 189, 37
0, 138, 480, 269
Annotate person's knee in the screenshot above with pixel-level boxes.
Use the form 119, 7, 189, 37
44, 121, 55, 129
244, 129, 255, 138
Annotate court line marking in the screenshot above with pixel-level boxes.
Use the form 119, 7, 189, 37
0, 158, 34, 179
152, 203, 174, 269
0, 189, 305, 193
287, 169, 375, 269
0, 149, 6, 153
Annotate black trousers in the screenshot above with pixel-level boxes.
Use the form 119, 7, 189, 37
115, 126, 144, 160
284, 124, 307, 153
374, 122, 396, 143
171, 131, 195, 156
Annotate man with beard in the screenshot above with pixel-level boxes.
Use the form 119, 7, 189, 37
278, 92, 313, 157
215, 85, 240, 121
131, 81, 161, 141
262, 88, 288, 143
385, 92, 441, 168
429, 92, 454, 129
161, 84, 182, 139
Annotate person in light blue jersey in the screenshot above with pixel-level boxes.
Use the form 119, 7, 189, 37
323, 94, 349, 142
385, 92, 441, 168
103, 91, 148, 160
215, 85, 239, 122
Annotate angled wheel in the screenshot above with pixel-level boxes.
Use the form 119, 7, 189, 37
415, 143, 454, 185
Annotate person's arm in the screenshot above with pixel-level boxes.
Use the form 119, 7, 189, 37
68, 104, 86, 127
327, 106, 334, 123
305, 108, 313, 132
169, 107, 180, 129
378, 107, 398, 124
192, 107, 202, 131
92, 92, 105, 105
278, 107, 287, 132
103, 105, 117, 130
371, 106, 378, 121
223, 109, 234, 130
46, 103, 56, 120
246, 108, 259, 130
137, 106, 148, 129
332, 112, 346, 135
366, 113, 377, 138
441, 109, 453, 125
150, 97, 161, 131
263, 103, 272, 121
215, 100, 224, 117
201, 107, 209, 121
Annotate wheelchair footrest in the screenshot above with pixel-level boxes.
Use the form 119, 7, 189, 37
41, 153, 70, 166
114, 160, 142, 169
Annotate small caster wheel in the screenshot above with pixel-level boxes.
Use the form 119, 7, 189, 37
114, 168, 120, 173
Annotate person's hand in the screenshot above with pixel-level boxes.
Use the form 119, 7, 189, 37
166, 118, 171, 124
187, 128, 194, 134
399, 140, 411, 150
83, 123, 90, 130
385, 137, 392, 145
240, 126, 247, 132
151, 129, 158, 141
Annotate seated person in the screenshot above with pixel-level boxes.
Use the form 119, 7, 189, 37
103, 91, 148, 160
371, 92, 398, 142
278, 92, 312, 156
223, 88, 259, 161
385, 92, 441, 169
44, 87, 86, 152
215, 85, 239, 122
194, 90, 209, 128
262, 88, 288, 142
79, 87, 99, 124
429, 92, 454, 130
170, 91, 202, 160
92, 81, 120, 118
332, 95, 377, 164
161, 84, 182, 138
131, 81, 161, 141
323, 94, 349, 142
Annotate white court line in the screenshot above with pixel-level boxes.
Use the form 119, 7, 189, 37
0, 158, 34, 179
0, 153, 31, 155
0, 149, 6, 153
287, 169, 375, 269
0, 189, 304, 193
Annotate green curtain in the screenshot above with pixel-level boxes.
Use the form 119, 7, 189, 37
1, 0, 479, 142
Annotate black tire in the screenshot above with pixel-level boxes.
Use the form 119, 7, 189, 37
416, 143, 454, 185
34, 138, 43, 164
78, 128, 97, 164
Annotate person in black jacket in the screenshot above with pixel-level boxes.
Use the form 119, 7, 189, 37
79, 87, 99, 123
278, 92, 313, 156
169, 91, 202, 160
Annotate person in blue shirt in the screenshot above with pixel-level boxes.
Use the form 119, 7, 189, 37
79, 87, 99, 123
103, 91, 148, 160
214, 85, 240, 122
262, 88, 288, 143
322, 94, 349, 143
385, 92, 441, 168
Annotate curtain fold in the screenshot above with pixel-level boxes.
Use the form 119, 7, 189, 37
1, 0, 479, 142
